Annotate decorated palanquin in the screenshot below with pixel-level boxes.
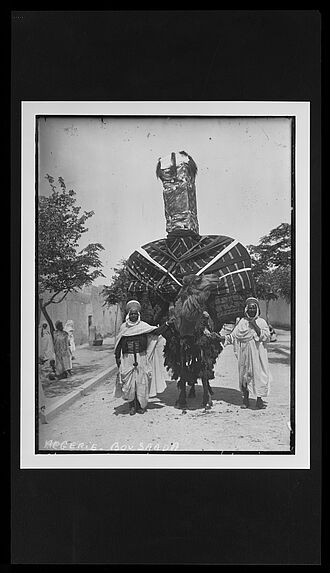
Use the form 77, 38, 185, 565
125, 151, 255, 330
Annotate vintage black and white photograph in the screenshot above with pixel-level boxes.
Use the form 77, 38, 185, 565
21, 101, 309, 468
12, 11, 320, 568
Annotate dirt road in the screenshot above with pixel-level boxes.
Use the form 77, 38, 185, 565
38, 330, 291, 453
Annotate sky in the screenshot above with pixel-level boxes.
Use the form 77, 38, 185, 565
37, 115, 292, 285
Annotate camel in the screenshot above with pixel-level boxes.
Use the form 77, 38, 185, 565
162, 274, 225, 410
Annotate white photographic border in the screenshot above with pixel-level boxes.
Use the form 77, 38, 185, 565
21, 101, 310, 469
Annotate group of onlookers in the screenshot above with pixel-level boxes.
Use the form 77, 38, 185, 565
38, 319, 76, 380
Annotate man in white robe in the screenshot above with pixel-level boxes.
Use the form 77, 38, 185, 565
64, 319, 76, 359
225, 297, 271, 409
38, 322, 56, 373
114, 300, 170, 415
53, 320, 72, 378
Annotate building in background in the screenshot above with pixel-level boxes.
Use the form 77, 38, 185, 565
259, 298, 291, 329
39, 286, 290, 345
39, 285, 122, 346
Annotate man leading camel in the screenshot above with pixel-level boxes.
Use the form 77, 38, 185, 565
114, 300, 171, 415
224, 297, 271, 409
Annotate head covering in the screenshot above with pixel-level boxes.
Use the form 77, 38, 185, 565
64, 320, 74, 332
244, 297, 260, 319
245, 297, 259, 305
126, 300, 141, 312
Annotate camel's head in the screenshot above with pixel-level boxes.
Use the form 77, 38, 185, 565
173, 273, 219, 336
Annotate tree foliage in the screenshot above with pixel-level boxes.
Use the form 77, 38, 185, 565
38, 175, 105, 331
270, 266, 291, 304
102, 260, 131, 318
248, 223, 292, 305
102, 261, 163, 324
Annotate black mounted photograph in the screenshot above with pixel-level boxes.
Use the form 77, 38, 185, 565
11, 11, 321, 567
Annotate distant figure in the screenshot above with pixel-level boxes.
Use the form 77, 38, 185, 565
38, 322, 56, 374
268, 323, 277, 342
224, 297, 271, 409
53, 320, 72, 379
64, 319, 76, 359
38, 373, 47, 423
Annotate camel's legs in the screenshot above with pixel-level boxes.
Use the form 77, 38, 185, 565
188, 383, 196, 398
202, 376, 213, 409
176, 378, 187, 408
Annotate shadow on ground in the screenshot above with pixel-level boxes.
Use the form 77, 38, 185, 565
42, 364, 102, 398
113, 380, 246, 415
268, 356, 290, 365
85, 344, 114, 353
268, 346, 290, 366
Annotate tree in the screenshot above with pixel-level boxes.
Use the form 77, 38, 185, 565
249, 223, 291, 267
38, 175, 105, 334
102, 259, 131, 322
270, 266, 291, 304
247, 223, 291, 322
102, 260, 161, 330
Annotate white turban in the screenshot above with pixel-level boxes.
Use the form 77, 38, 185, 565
126, 300, 141, 312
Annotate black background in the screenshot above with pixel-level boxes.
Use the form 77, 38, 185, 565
10, 10, 322, 565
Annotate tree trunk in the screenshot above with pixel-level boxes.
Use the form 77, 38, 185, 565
119, 302, 126, 323
114, 303, 125, 341
265, 299, 270, 324
39, 298, 55, 338
37, 297, 41, 326
114, 304, 119, 343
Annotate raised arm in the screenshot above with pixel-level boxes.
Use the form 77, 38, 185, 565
222, 320, 240, 346
257, 319, 270, 342
151, 318, 175, 337
249, 318, 270, 342
249, 318, 261, 338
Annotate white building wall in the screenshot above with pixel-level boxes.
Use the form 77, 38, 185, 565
39, 286, 122, 345
259, 298, 291, 328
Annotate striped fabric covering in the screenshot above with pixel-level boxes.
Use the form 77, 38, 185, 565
127, 234, 253, 301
